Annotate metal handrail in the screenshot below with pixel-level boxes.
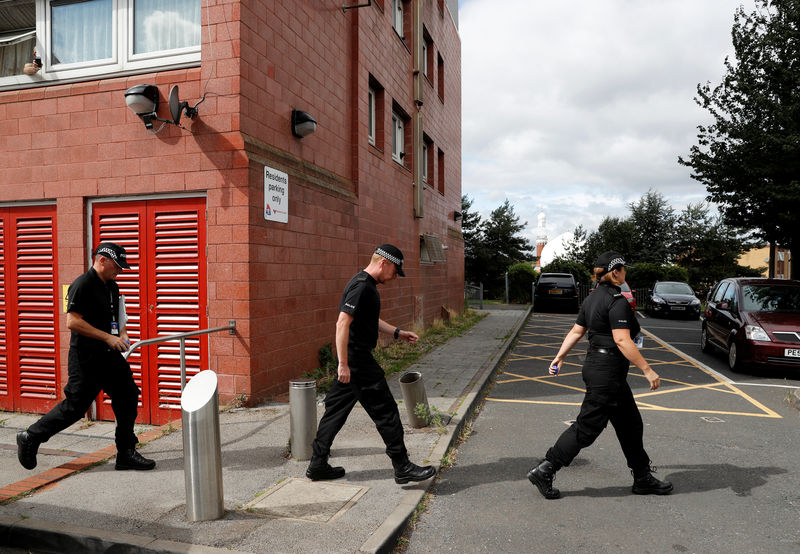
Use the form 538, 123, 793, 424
123, 320, 236, 390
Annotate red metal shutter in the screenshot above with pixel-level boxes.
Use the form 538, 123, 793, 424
146, 198, 208, 424
0, 213, 8, 409
91, 202, 149, 421
0, 206, 60, 412
92, 198, 206, 424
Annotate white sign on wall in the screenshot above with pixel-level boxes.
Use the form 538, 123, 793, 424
264, 166, 289, 223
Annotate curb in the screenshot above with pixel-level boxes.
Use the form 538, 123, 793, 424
0, 514, 246, 554
358, 307, 531, 553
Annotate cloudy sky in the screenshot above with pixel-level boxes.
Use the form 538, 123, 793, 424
459, 0, 757, 246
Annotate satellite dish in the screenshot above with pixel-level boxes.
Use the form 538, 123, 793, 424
168, 85, 199, 126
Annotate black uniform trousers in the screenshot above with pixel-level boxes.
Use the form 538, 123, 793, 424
312, 357, 408, 465
546, 350, 651, 476
28, 348, 140, 452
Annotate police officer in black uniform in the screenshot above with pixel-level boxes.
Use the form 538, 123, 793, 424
17, 242, 155, 471
528, 251, 672, 499
306, 244, 436, 484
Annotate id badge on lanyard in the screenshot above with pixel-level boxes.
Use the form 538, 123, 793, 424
110, 290, 119, 335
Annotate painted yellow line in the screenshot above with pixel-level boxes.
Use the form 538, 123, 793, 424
634, 382, 735, 397
486, 397, 780, 418
638, 328, 782, 419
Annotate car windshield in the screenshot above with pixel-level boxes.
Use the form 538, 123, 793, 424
741, 284, 800, 313
655, 283, 693, 295
540, 276, 574, 286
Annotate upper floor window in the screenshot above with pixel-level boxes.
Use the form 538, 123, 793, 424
1, 0, 201, 90
392, 110, 404, 163
368, 87, 376, 145
391, 0, 402, 37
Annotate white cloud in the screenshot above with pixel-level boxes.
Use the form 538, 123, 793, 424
460, 0, 755, 242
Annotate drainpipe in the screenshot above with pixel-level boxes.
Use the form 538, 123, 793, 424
413, 0, 424, 218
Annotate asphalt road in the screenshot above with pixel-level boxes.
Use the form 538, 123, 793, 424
404, 311, 800, 553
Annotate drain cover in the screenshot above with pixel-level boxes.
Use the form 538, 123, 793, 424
246, 478, 368, 523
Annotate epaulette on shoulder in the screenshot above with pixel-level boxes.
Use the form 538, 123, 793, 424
612, 293, 623, 298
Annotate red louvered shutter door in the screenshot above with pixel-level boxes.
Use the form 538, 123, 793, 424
0, 212, 8, 409
146, 198, 208, 425
0, 206, 60, 412
91, 202, 149, 422
92, 198, 206, 424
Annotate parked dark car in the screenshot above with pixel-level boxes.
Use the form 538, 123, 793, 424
701, 278, 800, 372
534, 273, 578, 312
647, 281, 701, 319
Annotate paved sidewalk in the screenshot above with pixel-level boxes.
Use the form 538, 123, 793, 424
0, 308, 529, 554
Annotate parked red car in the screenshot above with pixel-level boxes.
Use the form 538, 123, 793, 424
701, 278, 800, 372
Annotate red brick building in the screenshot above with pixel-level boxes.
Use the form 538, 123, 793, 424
0, 0, 462, 423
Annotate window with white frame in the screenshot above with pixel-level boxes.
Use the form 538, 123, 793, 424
392, 111, 404, 163
392, 0, 402, 37
1, 0, 201, 90
421, 141, 428, 182
368, 87, 376, 145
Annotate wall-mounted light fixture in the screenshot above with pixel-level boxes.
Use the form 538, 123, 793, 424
453, 210, 463, 221
124, 84, 200, 132
291, 109, 317, 138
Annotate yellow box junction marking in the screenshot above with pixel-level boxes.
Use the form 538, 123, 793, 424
488, 315, 781, 419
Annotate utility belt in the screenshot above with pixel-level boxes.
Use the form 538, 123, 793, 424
588, 344, 621, 355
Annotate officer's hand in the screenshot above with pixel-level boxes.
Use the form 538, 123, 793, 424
644, 369, 661, 391
107, 335, 129, 352
401, 330, 419, 344
337, 363, 351, 384
549, 361, 561, 375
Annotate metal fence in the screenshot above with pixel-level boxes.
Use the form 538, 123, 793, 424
464, 283, 484, 309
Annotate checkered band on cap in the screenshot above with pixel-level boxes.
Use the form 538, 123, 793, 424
95, 247, 118, 259
607, 257, 626, 271
376, 248, 402, 266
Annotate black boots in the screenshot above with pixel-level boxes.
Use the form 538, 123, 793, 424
632, 468, 673, 495
16, 431, 40, 470
527, 460, 561, 499
306, 456, 346, 481
115, 448, 156, 471
393, 461, 436, 484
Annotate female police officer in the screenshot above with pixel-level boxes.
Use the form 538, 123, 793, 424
527, 251, 672, 499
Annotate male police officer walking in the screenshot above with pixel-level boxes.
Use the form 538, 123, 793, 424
306, 245, 436, 484
17, 242, 155, 471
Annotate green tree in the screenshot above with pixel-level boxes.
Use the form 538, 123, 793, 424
541, 257, 591, 286
507, 262, 537, 303
628, 189, 677, 264
462, 195, 487, 285
480, 200, 534, 297
581, 216, 636, 270
673, 203, 763, 295
679, 0, 800, 277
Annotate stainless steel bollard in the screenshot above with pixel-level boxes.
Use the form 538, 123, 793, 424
290, 380, 317, 460
181, 370, 224, 521
399, 371, 429, 428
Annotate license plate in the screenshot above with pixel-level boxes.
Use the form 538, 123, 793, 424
786, 348, 800, 358
548, 290, 563, 295
670, 306, 686, 310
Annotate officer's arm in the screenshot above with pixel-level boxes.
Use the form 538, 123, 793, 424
550, 324, 587, 373
335, 311, 354, 384
67, 312, 129, 352
379, 318, 418, 343
612, 329, 660, 390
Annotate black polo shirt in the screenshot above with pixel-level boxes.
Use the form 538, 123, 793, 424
66, 267, 120, 352
577, 281, 640, 348
339, 270, 380, 362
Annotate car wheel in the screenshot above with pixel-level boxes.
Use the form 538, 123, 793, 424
727, 340, 743, 373
700, 325, 713, 353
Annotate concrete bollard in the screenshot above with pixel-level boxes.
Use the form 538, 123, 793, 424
290, 380, 317, 460
399, 371, 430, 428
181, 370, 224, 521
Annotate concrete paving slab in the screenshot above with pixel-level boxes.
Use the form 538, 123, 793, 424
246, 477, 369, 522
